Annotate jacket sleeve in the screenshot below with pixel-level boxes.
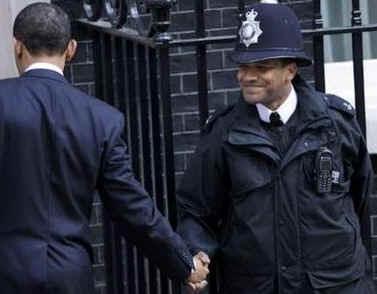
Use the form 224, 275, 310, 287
176, 120, 230, 259
349, 118, 374, 275
97, 113, 193, 282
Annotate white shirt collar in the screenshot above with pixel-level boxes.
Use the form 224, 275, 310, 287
24, 62, 64, 76
256, 85, 297, 124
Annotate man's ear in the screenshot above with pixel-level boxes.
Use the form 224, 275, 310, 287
65, 39, 77, 62
13, 38, 23, 57
286, 62, 298, 82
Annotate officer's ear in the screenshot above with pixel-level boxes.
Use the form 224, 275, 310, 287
285, 61, 298, 82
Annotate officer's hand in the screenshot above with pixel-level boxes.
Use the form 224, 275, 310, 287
189, 251, 210, 282
186, 251, 210, 293
186, 280, 208, 293
195, 251, 210, 266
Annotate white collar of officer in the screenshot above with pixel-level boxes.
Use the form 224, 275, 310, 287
25, 62, 64, 76
256, 84, 297, 124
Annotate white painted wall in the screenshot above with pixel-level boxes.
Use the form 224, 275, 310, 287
325, 59, 377, 153
0, 0, 50, 79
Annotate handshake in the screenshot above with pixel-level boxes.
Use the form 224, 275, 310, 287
186, 251, 211, 293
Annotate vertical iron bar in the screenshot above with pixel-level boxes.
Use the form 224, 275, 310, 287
115, 37, 127, 123
114, 36, 128, 294
158, 41, 178, 294
193, 2, 215, 294
137, 44, 153, 220
101, 33, 124, 294
93, 32, 103, 100
136, 44, 151, 294
313, 0, 325, 92
114, 36, 130, 294
351, 0, 367, 137
149, 47, 165, 294
238, 0, 245, 17
149, 47, 165, 228
126, 42, 141, 179
102, 215, 124, 294
195, 0, 209, 129
195, 0, 205, 36
125, 39, 139, 294
158, 44, 175, 235
103, 35, 115, 105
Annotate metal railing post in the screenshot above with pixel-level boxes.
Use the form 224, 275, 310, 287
313, 0, 325, 92
351, 0, 367, 137
195, 0, 209, 130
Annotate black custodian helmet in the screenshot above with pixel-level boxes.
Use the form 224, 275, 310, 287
231, 3, 312, 66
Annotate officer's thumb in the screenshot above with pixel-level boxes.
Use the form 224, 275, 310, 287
197, 251, 210, 265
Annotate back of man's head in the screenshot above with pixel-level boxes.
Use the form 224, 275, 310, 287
13, 3, 71, 57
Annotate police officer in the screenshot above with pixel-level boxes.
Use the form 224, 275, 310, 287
176, 3, 376, 294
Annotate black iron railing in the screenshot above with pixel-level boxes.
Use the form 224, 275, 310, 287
78, 1, 377, 293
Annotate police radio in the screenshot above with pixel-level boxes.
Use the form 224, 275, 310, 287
315, 147, 333, 194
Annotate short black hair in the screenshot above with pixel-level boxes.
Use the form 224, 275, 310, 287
13, 3, 72, 56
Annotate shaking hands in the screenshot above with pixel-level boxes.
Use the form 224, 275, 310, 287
186, 251, 210, 293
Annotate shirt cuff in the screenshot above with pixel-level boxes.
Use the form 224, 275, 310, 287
191, 258, 197, 273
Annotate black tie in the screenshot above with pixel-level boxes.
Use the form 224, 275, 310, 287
269, 112, 283, 127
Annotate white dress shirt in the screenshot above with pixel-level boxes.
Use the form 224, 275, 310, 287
24, 62, 64, 76
256, 85, 297, 124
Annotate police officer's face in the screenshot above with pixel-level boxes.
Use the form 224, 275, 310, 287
237, 59, 297, 109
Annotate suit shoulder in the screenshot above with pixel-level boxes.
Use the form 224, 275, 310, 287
89, 97, 122, 118
0, 78, 32, 103
0, 77, 23, 91
0, 77, 18, 85
323, 94, 355, 118
86, 96, 124, 131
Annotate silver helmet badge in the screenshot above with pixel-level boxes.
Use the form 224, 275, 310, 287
239, 9, 263, 47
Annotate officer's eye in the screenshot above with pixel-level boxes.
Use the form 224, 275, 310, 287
255, 65, 272, 72
255, 65, 267, 69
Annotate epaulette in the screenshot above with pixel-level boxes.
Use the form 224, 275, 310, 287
323, 94, 355, 118
202, 104, 235, 133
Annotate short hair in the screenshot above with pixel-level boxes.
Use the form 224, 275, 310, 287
13, 3, 72, 56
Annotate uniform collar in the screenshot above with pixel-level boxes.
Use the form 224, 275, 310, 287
232, 75, 330, 134
256, 84, 297, 124
24, 62, 64, 76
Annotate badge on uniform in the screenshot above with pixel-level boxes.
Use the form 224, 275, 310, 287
239, 9, 263, 47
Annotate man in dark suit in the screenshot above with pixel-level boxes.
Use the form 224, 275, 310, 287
0, 3, 209, 293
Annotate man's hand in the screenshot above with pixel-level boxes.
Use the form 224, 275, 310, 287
186, 251, 210, 293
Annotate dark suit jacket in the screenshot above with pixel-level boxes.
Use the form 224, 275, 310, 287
0, 69, 193, 294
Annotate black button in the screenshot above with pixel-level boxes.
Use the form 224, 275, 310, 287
281, 266, 287, 271
279, 220, 285, 226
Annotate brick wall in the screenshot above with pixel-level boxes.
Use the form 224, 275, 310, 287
53, 0, 377, 292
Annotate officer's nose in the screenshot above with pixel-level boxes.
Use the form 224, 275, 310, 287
237, 67, 259, 83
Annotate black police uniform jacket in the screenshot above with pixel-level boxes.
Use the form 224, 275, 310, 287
0, 69, 193, 294
177, 75, 375, 294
